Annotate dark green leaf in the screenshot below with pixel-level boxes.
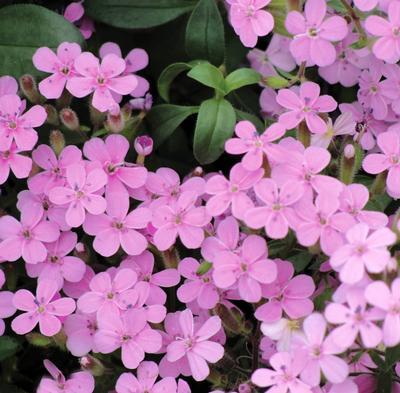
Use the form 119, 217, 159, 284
0, 4, 84, 78
385, 346, 400, 370
158, 62, 192, 102
187, 62, 226, 94
225, 68, 260, 94
194, 98, 236, 164
85, 0, 196, 29
147, 104, 199, 147
287, 251, 313, 272
185, 0, 225, 66
0, 336, 20, 361
314, 287, 333, 311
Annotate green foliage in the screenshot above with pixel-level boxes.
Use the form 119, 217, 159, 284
0, 336, 20, 361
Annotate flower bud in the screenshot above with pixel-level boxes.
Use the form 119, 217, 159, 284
105, 110, 125, 134
49, 130, 65, 157
129, 93, 153, 112
134, 135, 153, 157
344, 144, 355, 159
339, 143, 363, 185
121, 103, 132, 121
74, 242, 89, 263
79, 355, 105, 377
44, 104, 59, 126
238, 383, 252, 393
26, 332, 52, 347
89, 103, 106, 129
60, 108, 80, 131
19, 74, 42, 104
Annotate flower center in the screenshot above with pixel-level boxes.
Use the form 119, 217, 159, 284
107, 292, 114, 299
50, 255, 59, 264
22, 229, 31, 239
8, 121, 17, 129
60, 66, 70, 75
393, 26, 400, 36
307, 27, 319, 37
390, 154, 399, 165
38, 305, 46, 313
231, 185, 239, 193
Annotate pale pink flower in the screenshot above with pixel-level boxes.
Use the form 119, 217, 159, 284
277, 82, 337, 134
94, 308, 162, 369
115, 362, 177, 393
0, 208, 59, 264
166, 309, 224, 381
67, 52, 138, 112
261, 317, 302, 351
33, 42, 82, 99
365, 278, 400, 347
252, 351, 312, 393
213, 235, 277, 302
285, 0, 348, 66
255, 259, 315, 322
0, 94, 46, 151
152, 191, 210, 251
0, 270, 16, 336
12, 279, 75, 336
225, 121, 287, 170
49, 164, 107, 227
228, 0, 274, 48
245, 179, 304, 239
0, 75, 18, 96
0, 142, 32, 185
205, 163, 263, 219
64, 1, 95, 39
330, 223, 396, 284
37, 359, 94, 393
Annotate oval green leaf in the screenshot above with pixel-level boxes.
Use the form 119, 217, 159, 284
187, 62, 226, 94
225, 68, 260, 94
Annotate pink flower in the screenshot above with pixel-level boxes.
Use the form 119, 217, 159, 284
83, 134, 147, 197
0, 142, 32, 185
277, 82, 337, 134
66, 52, 138, 112
12, 279, 75, 336
213, 235, 277, 302
37, 359, 94, 393
94, 308, 162, 369
64, 1, 95, 39
244, 179, 304, 239
330, 223, 396, 284
0, 208, 59, 264
293, 313, 349, 386
49, 164, 107, 227
33, 42, 82, 99
166, 309, 224, 381
228, 0, 274, 48
366, 1, 400, 63
115, 362, 177, 393
0, 94, 46, 151
252, 351, 312, 393
152, 191, 210, 251
365, 278, 400, 347
0, 75, 18, 96
363, 131, 400, 198
205, 163, 263, 219
255, 259, 315, 322
0, 270, 16, 336
285, 0, 348, 66
77, 268, 137, 316
325, 292, 383, 350
134, 135, 153, 157
224, 121, 287, 170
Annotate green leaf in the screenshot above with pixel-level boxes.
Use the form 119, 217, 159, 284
158, 62, 192, 102
234, 109, 264, 132
265, 75, 289, 89
350, 36, 369, 49
0, 336, 20, 361
85, 0, 196, 29
327, 0, 348, 12
194, 98, 236, 164
187, 62, 226, 94
287, 251, 313, 272
225, 68, 260, 94
147, 104, 199, 147
385, 346, 400, 370
185, 0, 225, 66
0, 4, 84, 78
196, 261, 213, 275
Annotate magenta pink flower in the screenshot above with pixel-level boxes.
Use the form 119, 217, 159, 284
366, 1, 400, 63
205, 163, 263, 219
245, 179, 304, 239
134, 135, 153, 157
0, 142, 32, 185
0, 94, 46, 151
228, 0, 274, 48
66, 52, 138, 112
213, 235, 277, 302
255, 259, 315, 322
225, 121, 287, 170
37, 359, 94, 393
152, 191, 210, 251
277, 82, 337, 134
12, 279, 75, 336
115, 362, 177, 393
285, 0, 348, 66
365, 278, 400, 347
49, 164, 107, 227
166, 309, 224, 381
95, 308, 162, 369
0, 208, 59, 264
33, 42, 82, 99
252, 351, 311, 393
363, 131, 400, 199
330, 223, 396, 284
77, 268, 137, 316
28, 144, 82, 195
83, 134, 147, 197
325, 292, 383, 350
0, 75, 18, 96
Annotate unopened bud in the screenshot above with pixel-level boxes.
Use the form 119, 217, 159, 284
44, 104, 59, 126
26, 332, 52, 347
89, 103, 106, 129
105, 110, 125, 134
19, 74, 42, 104
121, 103, 132, 122
49, 130, 65, 156
129, 93, 153, 112
79, 355, 105, 377
344, 144, 355, 159
339, 143, 363, 185
238, 383, 252, 393
192, 166, 204, 177
134, 135, 153, 157
74, 242, 89, 263
60, 108, 80, 131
